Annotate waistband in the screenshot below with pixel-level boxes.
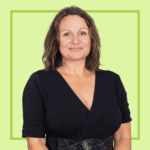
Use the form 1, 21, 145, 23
58, 135, 113, 150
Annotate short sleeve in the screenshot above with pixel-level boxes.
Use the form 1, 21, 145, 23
116, 74, 132, 123
22, 72, 45, 138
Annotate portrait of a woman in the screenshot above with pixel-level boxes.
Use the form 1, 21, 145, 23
22, 5, 132, 150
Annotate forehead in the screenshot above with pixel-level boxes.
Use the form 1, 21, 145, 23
59, 15, 88, 31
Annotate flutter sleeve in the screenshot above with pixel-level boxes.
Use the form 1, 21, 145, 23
22, 72, 45, 138
116, 74, 132, 123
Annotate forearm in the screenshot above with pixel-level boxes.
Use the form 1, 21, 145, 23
114, 138, 131, 150
28, 142, 49, 150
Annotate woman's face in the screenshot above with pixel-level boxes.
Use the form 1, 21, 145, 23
59, 15, 91, 63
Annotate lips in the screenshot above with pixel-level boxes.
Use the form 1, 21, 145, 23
70, 48, 81, 51
70, 47, 81, 49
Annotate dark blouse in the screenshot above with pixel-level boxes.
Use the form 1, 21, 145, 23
22, 69, 132, 150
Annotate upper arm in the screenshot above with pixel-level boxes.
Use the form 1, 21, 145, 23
113, 122, 131, 141
115, 74, 132, 123
22, 72, 45, 138
114, 74, 132, 140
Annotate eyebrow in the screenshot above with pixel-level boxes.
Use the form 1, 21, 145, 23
61, 27, 88, 32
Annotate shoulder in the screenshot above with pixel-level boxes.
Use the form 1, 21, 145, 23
33, 69, 56, 79
31, 69, 60, 88
97, 69, 119, 79
34, 69, 53, 75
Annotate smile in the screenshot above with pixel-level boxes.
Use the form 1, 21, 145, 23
70, 48, 82, 51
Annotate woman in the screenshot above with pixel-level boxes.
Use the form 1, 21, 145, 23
22, 5, 132, 150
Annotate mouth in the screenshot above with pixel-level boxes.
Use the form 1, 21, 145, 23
70, 48, 82, 51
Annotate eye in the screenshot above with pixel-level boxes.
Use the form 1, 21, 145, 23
63, 31, 86, 37
80, 32, 86, 35
64, 32, 69, 36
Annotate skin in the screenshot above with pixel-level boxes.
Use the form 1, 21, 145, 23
27, 15, 94, 148
58, 15, 93, 79
58, 15, 132, 149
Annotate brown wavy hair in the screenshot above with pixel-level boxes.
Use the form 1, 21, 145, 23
42, 5, 104, 72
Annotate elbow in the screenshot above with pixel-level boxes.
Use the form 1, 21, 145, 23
27, 141, 48, 150
114, 138, 131, 150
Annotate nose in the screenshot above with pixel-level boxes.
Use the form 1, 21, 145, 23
71, 35, 80, 44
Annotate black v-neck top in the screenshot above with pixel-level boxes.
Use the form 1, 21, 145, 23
22, 69, 132, 150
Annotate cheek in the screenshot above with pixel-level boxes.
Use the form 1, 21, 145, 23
83, 38, 91, 46
60, 38, 69, 46
60, 40, 67, 47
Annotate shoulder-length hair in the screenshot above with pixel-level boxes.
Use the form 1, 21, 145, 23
42, 5, 104, 72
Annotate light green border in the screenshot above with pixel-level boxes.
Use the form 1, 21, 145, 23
10, 10, 140, 140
